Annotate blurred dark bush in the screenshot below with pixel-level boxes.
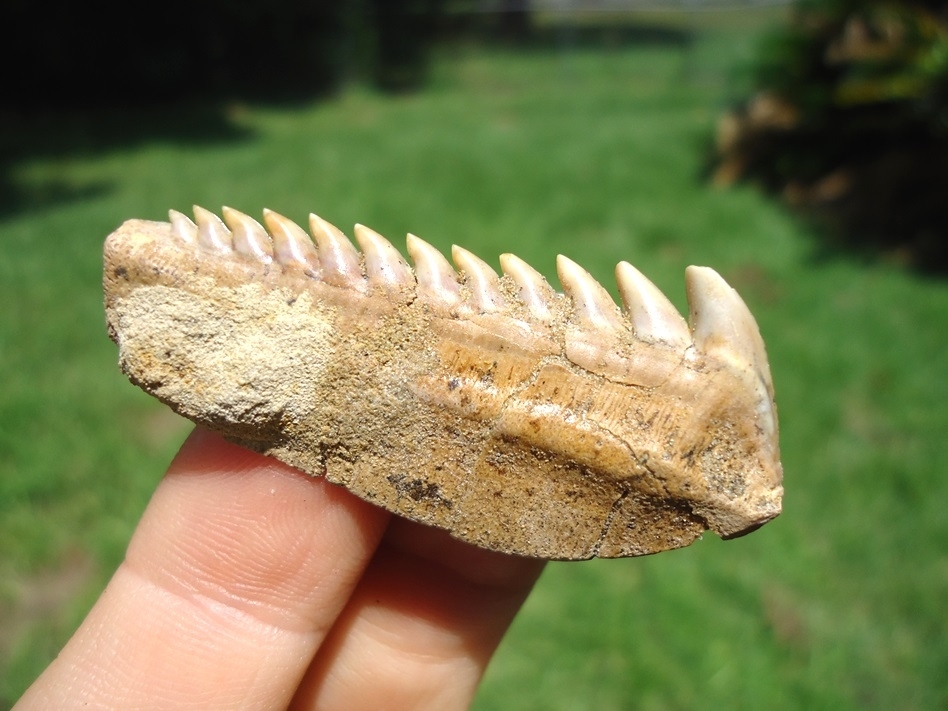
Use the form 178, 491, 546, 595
712, 0, 948, 271
2, 0, 446, 108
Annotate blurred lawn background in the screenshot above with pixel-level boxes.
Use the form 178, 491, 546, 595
1, 6, 946, 710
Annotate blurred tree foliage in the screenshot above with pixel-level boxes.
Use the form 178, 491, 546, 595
2, 0, 445, 108
713, 0, 948, 270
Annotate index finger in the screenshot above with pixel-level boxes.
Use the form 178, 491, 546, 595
15, 428, 390, 710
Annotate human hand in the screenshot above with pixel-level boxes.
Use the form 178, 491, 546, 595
15, 428, 545, 710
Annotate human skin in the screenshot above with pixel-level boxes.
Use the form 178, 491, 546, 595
15, 428, 545, 710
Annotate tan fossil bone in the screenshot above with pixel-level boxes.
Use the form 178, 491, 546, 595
103, 207, 783, 559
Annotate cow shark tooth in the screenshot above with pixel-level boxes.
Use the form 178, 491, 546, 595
102, 206, 783, 559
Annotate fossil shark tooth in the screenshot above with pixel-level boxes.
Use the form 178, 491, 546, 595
222, 206, 273, 262
499, 253, 556, 322
103, 207, 783, 560
406, 233, 462, 312
309, 213, 365, 290
556, 255, 625, 332
263, 209, 320, 272
353, 223, 414, 289
451, 245, 506, 313
685, 266, 774, 395
615, 261, 690, 348
193, 205, 233, 252
168, 209, 198, 244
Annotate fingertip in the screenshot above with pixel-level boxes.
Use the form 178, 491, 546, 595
168, 426, 280, 476
131, 427, 391, 633
291, 520, 544, 709
19, 428, 391, 708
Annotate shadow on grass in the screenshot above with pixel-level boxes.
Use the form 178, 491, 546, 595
778, 177, 948, 277
703, 133, 948, 276
803, 223, 948, 278
0, 104, 258, 219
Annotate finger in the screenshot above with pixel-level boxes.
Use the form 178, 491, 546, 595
291, 518, 545, 710
16, 429, 390, 710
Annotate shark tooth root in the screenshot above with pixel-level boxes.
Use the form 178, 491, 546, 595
263, 209, 320, 272
168, 209, 198, 244
192, 205, 233, 252
556, 255, 624, 332
451, 245, 506, 313
685, 266, 774, 393
406, 233, 461, 310
353, 223, 414, 288
499, 253, 555, 322
222, 206, 273, 262
308, 213, 365, 289
615, 261, 690, 348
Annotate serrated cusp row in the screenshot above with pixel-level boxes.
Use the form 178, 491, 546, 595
171, 206, 773, 385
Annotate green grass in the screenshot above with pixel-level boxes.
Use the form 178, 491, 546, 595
2, 20, 947, 710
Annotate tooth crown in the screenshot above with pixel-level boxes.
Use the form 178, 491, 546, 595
104, 206, 783, 559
